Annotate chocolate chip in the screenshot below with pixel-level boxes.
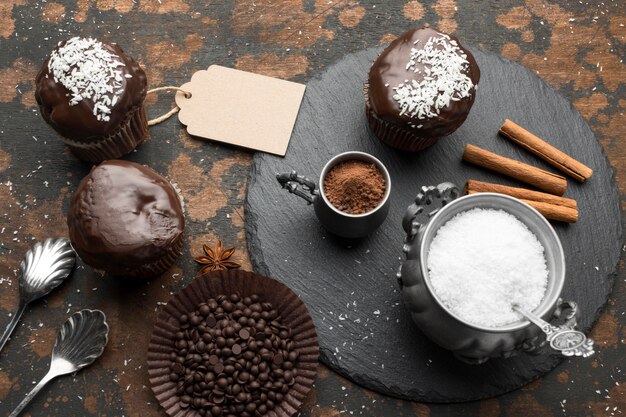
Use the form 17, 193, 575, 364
284, 371, 293, 383
255, 332, 266, 341
239, 329, 250, 340
216, 377, 228, 389
206, 316, 217, 328
232, 344, 242, 355
213, 362, 225, 374
171, 363, 184, 374
223, 326, 236, 338
190, 314, 202, 326
199, 304, 211, 316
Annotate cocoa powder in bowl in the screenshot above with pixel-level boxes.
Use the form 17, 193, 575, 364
323, 160, 386, 214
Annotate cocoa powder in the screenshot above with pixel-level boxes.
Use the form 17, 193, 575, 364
323, 160, 386, 214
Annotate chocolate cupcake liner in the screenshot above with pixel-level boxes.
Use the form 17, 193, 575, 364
364, 83, 441, 152
62, 104, 149, 163
123, 231, 184, 279
148, 269, 319, 417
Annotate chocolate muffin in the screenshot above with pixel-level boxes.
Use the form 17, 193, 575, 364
35, 37, 148, 163
366, 27, 480, 151
67, 160, 184, 279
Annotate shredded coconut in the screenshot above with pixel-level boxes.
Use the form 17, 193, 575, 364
48, 37, 127, 122
392, 35, 474, 120
427, 208, 548, 328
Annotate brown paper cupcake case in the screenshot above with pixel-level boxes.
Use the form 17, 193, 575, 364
61, 104, 149, 163
148, 269, 319, 417
364, 83, 441, 152
125, 232, 184, 279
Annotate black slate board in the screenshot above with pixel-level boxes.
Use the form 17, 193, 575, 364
244, 47, 622, 402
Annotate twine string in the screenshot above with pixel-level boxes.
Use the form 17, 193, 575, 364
147, 86, 192, 126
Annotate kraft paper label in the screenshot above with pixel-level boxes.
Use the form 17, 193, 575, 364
175, 65, 306, 156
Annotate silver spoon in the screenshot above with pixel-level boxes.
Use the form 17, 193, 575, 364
513, 304, 594, 358
8, 309, 109, 417
0, 238, 76, 353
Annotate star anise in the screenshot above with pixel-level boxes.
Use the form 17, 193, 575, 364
194, 240, 241, 273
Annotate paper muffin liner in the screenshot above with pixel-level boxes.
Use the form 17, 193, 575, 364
123, 231, 184, 279
364, 83, 441, 152
62, 104, 149, 163
147, 269, 319, 417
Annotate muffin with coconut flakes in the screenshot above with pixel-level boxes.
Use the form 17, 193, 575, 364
35, 37, 148, 163
365, 27, 480, 152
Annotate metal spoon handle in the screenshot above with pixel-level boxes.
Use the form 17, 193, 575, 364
514, 305, 558, 335
513, 304, 594, 358
0, 301, 27, 353
8, 370, 56, 417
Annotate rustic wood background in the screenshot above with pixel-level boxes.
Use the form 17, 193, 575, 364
0, 1, 624, 416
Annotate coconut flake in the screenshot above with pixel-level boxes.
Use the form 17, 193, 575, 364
392, 35, 474, 120
48, 37, 126, 122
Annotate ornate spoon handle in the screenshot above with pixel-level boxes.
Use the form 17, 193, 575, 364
513, 304, 594, 358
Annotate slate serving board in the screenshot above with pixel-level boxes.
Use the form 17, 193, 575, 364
244, 47, 622, 402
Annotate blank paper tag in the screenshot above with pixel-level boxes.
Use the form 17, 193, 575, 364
175, 65, 306, 156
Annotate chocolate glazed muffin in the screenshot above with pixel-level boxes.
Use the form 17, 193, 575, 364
35, 37, 148, 163
366, 27, 480, 151
67, 160, 184, 279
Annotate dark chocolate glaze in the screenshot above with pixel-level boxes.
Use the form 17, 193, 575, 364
367, 27, 480, 138
67, 160, 184, 275
35, 39, 147, 143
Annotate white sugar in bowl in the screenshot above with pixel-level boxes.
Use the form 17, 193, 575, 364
398, 183, 583, 364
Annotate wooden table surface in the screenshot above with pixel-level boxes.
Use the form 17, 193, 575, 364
0, 1, 624, 416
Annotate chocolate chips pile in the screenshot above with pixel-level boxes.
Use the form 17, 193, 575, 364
169, 293, 299, 417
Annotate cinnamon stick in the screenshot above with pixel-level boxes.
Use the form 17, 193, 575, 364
465, 180, 578, 223
499, 119, 593, 182
462, 144, 567, 196
465, 180, 576, 209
